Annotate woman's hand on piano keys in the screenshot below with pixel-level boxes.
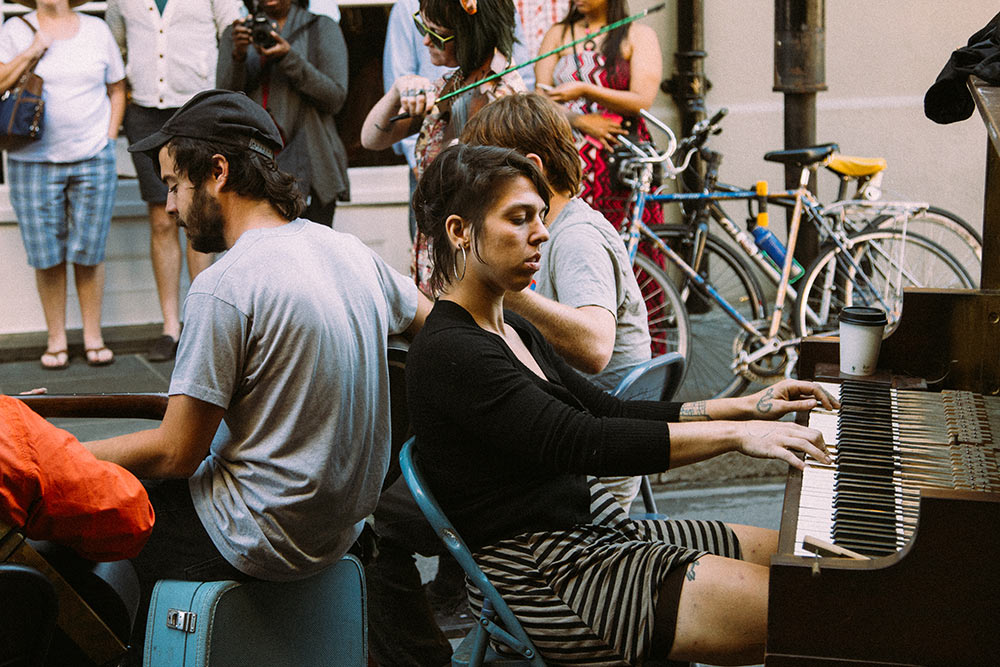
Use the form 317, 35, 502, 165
735, 420, 832, 471
684, 380, 840, 422
740, 380, 840, 420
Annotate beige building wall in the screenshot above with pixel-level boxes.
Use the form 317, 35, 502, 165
643, 0, 992, 240
0, 166, 410, 338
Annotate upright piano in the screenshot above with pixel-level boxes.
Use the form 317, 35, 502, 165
766, 77, 1000, 667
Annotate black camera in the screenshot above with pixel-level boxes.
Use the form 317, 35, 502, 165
242, 1, 277, 49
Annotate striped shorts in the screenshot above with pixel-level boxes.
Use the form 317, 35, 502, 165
8, 140, 118, 269
470, 478, 741, 666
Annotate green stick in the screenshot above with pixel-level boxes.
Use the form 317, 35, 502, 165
389, 2, 666, 121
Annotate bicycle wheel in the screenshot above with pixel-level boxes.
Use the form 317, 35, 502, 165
794, 229, 974, 338
633, 252, 691, 371
870, 205, 982, 287
646, 233, 766, 401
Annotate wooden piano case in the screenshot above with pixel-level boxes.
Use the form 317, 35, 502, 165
768, 76, 1000, 666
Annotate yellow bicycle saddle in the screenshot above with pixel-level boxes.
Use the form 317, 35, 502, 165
825, 154, 888, 178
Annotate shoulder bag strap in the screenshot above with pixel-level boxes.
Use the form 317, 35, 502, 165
13, 15, 45, 82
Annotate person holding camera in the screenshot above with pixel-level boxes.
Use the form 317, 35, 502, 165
217, 0, 349, 227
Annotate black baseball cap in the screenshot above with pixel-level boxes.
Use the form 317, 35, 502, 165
129, 89, 283, 162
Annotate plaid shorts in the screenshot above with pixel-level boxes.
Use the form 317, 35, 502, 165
8, 140, 118, 269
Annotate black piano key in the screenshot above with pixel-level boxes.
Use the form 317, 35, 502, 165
831, 381, 902, 554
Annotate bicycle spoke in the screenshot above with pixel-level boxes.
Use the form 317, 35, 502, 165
795, 230, 974, 337
649, 235, 765, 401
633, 254, 691, 367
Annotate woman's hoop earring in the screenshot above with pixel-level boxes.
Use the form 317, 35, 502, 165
454, 244, 468, 282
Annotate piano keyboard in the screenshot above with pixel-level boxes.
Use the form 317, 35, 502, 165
794, 379, 999, 557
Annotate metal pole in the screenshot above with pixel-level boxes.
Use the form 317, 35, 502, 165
664, 0, 708, 194
774, 0, 826, 265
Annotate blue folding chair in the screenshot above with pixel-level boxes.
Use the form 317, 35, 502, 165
611, 353, 686, 518
399, 438, 546, 667
0, 563, 57, 667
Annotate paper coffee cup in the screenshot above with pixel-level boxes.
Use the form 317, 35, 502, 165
838, 306, 888, 376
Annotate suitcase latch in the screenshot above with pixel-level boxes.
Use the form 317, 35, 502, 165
166, 608, 198, 633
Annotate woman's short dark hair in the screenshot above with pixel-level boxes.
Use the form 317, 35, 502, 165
165, 137, 305, 221
421, 0, 516, 73
461, 93, 582, 196
559, 0, 629, 72
413, 143, 550, 295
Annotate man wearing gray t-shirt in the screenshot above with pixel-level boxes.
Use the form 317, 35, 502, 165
85, 90, 430, 662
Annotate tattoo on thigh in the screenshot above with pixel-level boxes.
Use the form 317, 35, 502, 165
680, 401, 711, 421
756, 388, 775, 414
685, 559, 700, 581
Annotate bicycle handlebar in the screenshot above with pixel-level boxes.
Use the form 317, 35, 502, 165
617, 108, 729, 182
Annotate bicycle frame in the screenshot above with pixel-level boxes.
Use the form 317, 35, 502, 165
622, 162, 899, 374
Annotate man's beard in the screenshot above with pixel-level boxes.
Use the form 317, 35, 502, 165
180, 187, 228, 254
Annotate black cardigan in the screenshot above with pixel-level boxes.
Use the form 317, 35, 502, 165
405, 300, 680, 551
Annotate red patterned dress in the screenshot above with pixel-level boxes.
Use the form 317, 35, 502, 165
552, 47, 664, 231
553, 46, 669, 355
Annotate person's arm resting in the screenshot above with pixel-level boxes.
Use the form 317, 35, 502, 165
504, 290, 615, 374
86, 395, 225, 478
107, 79, 126, 139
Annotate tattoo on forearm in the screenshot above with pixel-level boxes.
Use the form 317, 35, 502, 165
680, 401, 711, 421
756, 388, 775, 414
374, 122, 391, 133
685, 559, 700, 581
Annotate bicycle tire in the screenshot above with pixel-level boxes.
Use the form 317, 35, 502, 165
869, 205, 982, 287
793, 228, 974, 338
645, 232, 766, 401
632, 253, 691, 373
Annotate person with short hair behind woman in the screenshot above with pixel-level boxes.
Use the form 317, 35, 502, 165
406, 143, 839, 665
0, 0, 125, 369
362, 0, 524, 296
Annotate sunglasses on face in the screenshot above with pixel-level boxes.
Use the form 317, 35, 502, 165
412, 11, 455, 50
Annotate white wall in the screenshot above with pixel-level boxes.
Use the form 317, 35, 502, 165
640, 0, 991, 234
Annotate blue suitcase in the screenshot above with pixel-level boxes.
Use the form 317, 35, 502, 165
143, 555, 366, 666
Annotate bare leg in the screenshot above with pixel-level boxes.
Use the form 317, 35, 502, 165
185, 239, 213, 283
728, 524, 779, 567
148, 203, 182, 340
74, 263, 112, 364
667, 555, 770, 665
35, 263, 68, 353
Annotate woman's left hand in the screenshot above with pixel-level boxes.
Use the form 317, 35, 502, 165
541, 80, 589, 103
256, 31, 291, 59
742, 379, 839, 420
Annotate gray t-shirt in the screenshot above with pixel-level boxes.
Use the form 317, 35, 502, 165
170, 220, 418, 581
534, 198, 651, 391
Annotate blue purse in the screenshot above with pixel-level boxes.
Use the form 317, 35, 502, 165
0, 16, 45, 151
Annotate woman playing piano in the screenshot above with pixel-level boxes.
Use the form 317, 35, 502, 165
405, 143, 839, 665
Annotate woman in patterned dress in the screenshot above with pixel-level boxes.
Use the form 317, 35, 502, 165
534, 0, 662, 230
362, 0, 525, 296
408, 143, 839, 665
